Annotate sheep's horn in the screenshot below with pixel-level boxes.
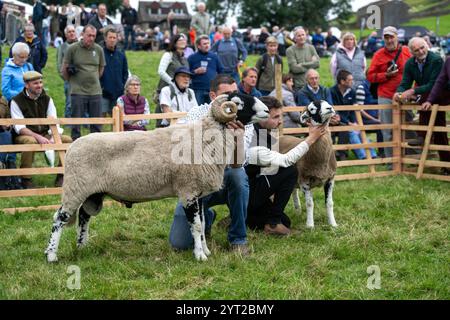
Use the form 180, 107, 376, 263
211, 95, 237, 123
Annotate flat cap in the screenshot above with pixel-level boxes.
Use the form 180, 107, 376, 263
23, 71, 43, 82
383, 26, 398, 37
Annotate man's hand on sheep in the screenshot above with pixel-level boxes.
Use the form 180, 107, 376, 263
304, 123, 327, 147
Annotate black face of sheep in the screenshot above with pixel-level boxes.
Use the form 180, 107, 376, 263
300, 100, 336, 126
226, 92, 269, 125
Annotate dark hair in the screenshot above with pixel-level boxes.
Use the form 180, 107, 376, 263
259, 96, 283, 110
336, 69, 352, 84
104, 26, 117, 38
167, 34, 186, 52
195, 34, 210, 46
210, 75, 236, 93
241, 67, 258, 79
282, 73, 293, 84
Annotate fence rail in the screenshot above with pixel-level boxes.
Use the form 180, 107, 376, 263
0, 103, 448, 205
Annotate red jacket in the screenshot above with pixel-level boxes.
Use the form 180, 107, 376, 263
367, 45, 412, 99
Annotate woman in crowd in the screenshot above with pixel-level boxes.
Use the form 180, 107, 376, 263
269, 73, 302, 128
117, 75, 150, 131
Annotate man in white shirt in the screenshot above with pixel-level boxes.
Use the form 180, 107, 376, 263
10, 71, 72, 188
159, 66, 198, 126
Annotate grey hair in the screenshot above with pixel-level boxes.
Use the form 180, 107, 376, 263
408, 37, 427, 51
12, 42, 30, 56
124, 75, 141, 94
64, 24, 75, 35
305, 68, 319, 80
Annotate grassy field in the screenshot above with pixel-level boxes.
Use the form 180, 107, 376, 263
0, 48, 448, 300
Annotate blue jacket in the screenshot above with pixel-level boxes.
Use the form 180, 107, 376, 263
1, 58, 34, 102
330, 84, 356, 124
296, 85, 333, 106
210, 37, 247, 74
188, 51, 223, 91
100, 47, 129, 101
238, 83, 262, 98
9, 35, 48, 73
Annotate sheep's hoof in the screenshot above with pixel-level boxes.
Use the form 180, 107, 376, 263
203, 247, 211, 256
330, 223, 338, 228
46, 252, 58, 263
194, 250, 208, 261
306, 224, 315, 229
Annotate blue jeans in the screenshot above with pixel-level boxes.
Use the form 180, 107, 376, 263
0, 130, 16, 163
348, 130, 377, 159
194, 89, 210, 106
124, 25, 135, 50
169, 167, 249, 249
64, 81, 71, 118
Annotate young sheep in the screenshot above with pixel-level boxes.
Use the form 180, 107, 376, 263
45, 93, 269, 263
279, 100, 338, 228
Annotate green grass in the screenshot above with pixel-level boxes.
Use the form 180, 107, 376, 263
403, 14, 450, 35
0, 48, 449, 299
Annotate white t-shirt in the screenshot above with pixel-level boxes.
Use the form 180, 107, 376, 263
159, 84, 198, 125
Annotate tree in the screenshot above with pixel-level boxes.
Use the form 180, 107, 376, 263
206, 0, 240, 26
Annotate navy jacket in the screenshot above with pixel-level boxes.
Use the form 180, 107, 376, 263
330, 84, 356, 124
188, 51, 223, 91
9, 35, 47, 73
100, 47, 128, 101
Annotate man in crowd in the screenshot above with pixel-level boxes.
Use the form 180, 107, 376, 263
211, 26, 248, 83
10, 71, 72, 189
100, 27, 129, 117
296, 68, 333, 106
10, 23, 47, 73
121, 0, 138, 50
286, 27, 320, 90
57, 25, 78, 118
62, 25, 105, 141
394, 37, 449, 174
190, 2, 211, 38
88, 3, 113, 45
32, 0, 46, 39
188, 35, 223, 105
367, 26, 413, 163
238, 67, 262, 98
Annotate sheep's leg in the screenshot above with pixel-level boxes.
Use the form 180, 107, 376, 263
200, 201, 210, 256
324, 179, 338, 227
44, 206, 73, 263
184, 198, 207, 261
292, 188, 301, 212
77, 206, 91, 248
302, 183, 314, 228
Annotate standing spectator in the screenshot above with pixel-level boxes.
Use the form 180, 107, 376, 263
366, 31, 379, 58
10, 71, 72, 188
255, 36, 283, 96
211, 26, 247, 83
159, 66, 198, 126
312, 28, 325, 57
62, 25, 106, 141
296, 69, 333, 106
213, 25, 223, 44
272, 26, 285, 56
86, 4, 97, 22
190, 2, 211, 37
42, 13, 50, 47
232, 25, 242, 41
32, 0, 46, 39
121, 0, 138, 51
330, 32, 367, 90
9, 24, 47, 73
393, 37, 448, 171
100, 27, 129, 116
242, 26, 255, 54
286, 27, 320, 90
238, 67, 262, 98
2, 43, 34, 102
57, 25, 78, 118
49, 5, 60, 44
422, 56, 450, 175
188, 35, 223, 105
269, 73, 302, 128
79, 3, 89, 27
117, 75, 150, 131
154, 26, 164, 48
256, 27, 270, 54
325, 29, 340, 54
367, 26, 412, 163
88, 3, 113, 45
58, 6, 68, 39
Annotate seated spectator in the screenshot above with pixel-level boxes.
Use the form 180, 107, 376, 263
325, 29, 340, 54
10, 71, 72, 189
296, 69, 333, 106
312, 28, 326, 57
255, 36, 283, 96
330, 70, 377, 160
2, 42, 34, 102
238, 67, 262, 98
269, 73, 301, 128
117, 75, 150, 131
159, 67, 198, 126
9, 23, 47, 73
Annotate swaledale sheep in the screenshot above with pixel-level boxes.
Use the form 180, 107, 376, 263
45, 93, 269, 263
279, 100, 338, 228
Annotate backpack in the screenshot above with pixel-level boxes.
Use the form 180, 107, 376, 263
154, 85, 193, 128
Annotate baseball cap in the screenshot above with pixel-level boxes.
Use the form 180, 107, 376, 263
383, 26, 398, 37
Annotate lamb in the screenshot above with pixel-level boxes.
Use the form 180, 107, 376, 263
45, 93, 269, 263
279, 100, 338, 228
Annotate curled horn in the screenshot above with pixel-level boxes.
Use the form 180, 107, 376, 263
211, 94, 238, 123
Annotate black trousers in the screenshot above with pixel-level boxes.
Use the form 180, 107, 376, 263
247, 166, 298, 230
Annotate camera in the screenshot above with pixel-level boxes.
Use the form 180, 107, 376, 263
387, 61, 398, 73
67, 64, 78, 76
